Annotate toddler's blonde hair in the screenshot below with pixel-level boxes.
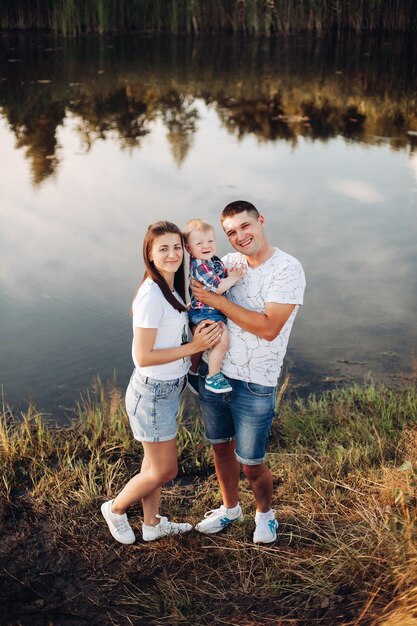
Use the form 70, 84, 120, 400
182, 218, 215, 243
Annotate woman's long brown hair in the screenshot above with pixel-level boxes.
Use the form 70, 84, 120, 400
141, 221, 187, 313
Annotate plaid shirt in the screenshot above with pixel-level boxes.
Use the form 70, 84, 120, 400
189, 255, 227, 311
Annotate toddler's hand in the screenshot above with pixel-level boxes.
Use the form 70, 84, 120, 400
227, 265, 245, 284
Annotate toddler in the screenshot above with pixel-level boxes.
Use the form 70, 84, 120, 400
183, 218, 244, 393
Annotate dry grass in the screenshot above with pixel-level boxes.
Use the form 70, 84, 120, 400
1, 381, 417, 624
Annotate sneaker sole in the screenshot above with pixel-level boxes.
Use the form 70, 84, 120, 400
204, 385, 233, 394
101, 502, 136, 545
253, 534, 277, 544
142, 526, 193, 542
195, 514, 243, 534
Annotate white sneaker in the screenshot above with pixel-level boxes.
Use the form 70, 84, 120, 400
142, 515, 193, 542
101, 500, 136, 545
253, 510, 278, 544
195, 504, 243, 534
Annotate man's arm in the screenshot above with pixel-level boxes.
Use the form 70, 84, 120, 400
190, 280, 295, 341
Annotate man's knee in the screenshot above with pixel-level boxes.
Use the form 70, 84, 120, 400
241, 462, 267, 481
213, 440, 236, 462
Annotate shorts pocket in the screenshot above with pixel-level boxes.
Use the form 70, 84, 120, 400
245, 382, 275, 397
125, 383, 141, 416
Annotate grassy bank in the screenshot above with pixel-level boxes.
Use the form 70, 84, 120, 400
1, 381, 417, 624
1, 0, 417, 36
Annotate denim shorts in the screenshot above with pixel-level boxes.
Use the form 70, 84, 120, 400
189, 308, 227, 326
125, 370, 187, 443
198, 360, 277, 465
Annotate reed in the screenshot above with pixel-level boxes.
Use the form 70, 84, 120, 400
0, 0, 416, 36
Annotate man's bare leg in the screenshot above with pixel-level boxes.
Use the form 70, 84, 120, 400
241, 462, 273, 513
212, 440, 240, 508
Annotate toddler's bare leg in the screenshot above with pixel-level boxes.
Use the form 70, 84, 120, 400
208, 322, 229, 377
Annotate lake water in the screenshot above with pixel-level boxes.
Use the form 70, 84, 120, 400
1, 33, 416, 416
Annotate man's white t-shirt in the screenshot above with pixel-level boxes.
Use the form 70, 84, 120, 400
132, 278, 190, 380
221, 248, 306, 387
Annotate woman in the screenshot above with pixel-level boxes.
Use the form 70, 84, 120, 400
101, 221, 221, 543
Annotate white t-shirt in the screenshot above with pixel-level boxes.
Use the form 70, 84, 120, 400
221, 248, 306, 386
132, 278, 190, 380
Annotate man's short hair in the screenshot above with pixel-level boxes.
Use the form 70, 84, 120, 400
183, 218, 214, 243
221, 200, 260, 223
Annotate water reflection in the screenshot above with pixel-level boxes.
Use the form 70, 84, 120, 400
1, 34, 416, 185
1, 33, 416, 415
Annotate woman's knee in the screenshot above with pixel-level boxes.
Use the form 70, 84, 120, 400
154, 462, 178, 483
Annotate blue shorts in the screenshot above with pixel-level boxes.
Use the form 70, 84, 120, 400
125, 370, 187, 443
197, 360, 277, 465
189, 308, 227, 326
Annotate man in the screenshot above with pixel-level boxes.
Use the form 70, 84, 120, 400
191, 200, 305, 544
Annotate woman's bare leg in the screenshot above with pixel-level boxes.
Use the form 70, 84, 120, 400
139, 454, 161, 523
111, 438, 178, 526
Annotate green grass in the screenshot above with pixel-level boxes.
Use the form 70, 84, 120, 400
1, 381, 417, 623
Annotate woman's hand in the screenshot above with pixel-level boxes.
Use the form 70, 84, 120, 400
191, 321, 222, 352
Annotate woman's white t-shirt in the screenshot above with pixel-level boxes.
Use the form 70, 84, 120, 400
132, 278, 190, 380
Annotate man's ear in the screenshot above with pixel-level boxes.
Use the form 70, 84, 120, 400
259, 215, 265, 225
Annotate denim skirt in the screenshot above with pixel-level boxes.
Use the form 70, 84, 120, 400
125, 370, 187, 443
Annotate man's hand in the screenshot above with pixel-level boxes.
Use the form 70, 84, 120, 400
190, 279, 223, 308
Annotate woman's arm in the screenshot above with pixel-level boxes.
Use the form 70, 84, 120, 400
134, 321, 221, 368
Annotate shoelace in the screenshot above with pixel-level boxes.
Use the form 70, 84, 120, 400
204, 507, 225, 519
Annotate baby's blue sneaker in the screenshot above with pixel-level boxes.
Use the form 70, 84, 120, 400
205, 373, 232, 394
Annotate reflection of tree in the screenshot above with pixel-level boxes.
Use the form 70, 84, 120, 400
6, 91, 65, 186
0, 35, 416, 186
214, 91, 297, 146
158, 90, 199, 166
300, 99, 337, 140
70, 84, 157, 150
